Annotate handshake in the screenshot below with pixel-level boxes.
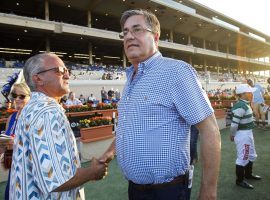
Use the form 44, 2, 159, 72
88, 151, 115, 181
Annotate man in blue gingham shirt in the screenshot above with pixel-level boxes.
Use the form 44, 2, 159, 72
100, 9, 221, 200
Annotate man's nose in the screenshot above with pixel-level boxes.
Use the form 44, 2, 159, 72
63, 73, 70, 79
125, 30, 135, 39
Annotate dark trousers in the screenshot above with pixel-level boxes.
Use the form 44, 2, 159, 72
187, 125, 199, 200
128, 180, 188, 200
5, 170, 10, 200
190, 125, 199, 163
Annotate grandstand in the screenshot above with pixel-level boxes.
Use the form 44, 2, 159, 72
0, 0, 270, 92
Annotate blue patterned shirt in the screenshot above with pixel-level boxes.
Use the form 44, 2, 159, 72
116, 52, 213, 184
10, 92, 84, 200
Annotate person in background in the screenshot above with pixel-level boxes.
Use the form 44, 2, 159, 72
267, 77, 270, 94
100, 9, 221, 200
59, 95, 67, 106
107, 88, 115, 101
65, 91, 83, 106
115, 89, 121, 101
9, 53, 107, 199
247, 79, 267, 129
0, 71, 30, 200
230, 84, 261, 189
102, 73, 107, 80
88, 93, 97, 103
101, 86, 108, 102
79, 94, 86, 105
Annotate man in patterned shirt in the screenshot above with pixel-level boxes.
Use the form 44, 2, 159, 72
9, 53, 107, 200
100, 9, 221, 200
230, 84, 261, 190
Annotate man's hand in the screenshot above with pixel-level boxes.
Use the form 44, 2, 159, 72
99, 151, 114, 164
230, 135, 234, 142
89, 157, 108, 180
98, 139, 116, 164
53, 157, 109, 192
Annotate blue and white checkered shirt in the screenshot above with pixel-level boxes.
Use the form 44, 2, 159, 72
116, 52, 213, 184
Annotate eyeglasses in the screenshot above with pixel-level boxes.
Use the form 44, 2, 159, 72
119, 26, 153, 39
36, 66, 69, 76
11, 93, 29, 100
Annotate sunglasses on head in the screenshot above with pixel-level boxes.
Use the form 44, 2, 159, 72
11, 93, 28, 100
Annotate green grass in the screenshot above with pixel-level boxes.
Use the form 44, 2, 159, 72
191, 127, 270, 200
1, 127, 269, 199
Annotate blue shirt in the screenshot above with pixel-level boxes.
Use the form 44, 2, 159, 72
5, 112, 17, 136
116, 52, 213, 184
252, 83, 265, 103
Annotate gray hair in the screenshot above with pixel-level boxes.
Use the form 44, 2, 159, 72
23, 53, 52, 91
120, 9, 161, 37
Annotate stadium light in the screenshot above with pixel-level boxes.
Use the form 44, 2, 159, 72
74, 53, 88, 56
0, 48, 32, 52
74, 53, 96, 57
104, 56, 121, 59
39, 51, 67, 55
0, 51, 30, 55
74, 56, 88, 59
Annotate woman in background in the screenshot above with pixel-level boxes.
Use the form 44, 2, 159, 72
2, 72, 30, 200
65, 91, 83, 106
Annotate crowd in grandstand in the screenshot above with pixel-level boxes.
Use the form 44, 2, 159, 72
197, 71, 267, 83
59, 87, 121, 107
0, 58, 268, 83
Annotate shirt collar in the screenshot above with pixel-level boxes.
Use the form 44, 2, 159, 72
126, 51, 162, 76
31, 92, 65, 112
239, 98, 250, 104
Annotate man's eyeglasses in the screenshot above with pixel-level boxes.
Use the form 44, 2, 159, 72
36, 66, 69, 76
11, 93, 29, 100
119, 26, 153, 39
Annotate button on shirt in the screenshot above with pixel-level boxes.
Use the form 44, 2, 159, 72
116, 52, 213, 184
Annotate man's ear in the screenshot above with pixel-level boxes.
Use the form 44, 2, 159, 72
153, 33, 159, 49
32, 75, 44, 86
154, 33, 159, 43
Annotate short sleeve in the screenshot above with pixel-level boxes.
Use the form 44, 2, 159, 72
231, 107, 246, 124
170, 63, 213, 125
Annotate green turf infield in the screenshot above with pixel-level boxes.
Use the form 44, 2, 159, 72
1, 127, 269, 199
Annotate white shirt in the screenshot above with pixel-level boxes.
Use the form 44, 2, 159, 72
65, 98, 83, 106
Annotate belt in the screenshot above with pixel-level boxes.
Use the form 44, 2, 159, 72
128, 174, 187, 190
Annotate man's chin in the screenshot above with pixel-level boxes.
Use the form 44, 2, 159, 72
127, 54, 141, 62
64, 88, 70, 95
60, 87, 70, 96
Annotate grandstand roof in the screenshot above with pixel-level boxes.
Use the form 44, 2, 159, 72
0, 0, 269, 72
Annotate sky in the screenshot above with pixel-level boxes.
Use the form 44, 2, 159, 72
193, 0, 270, 36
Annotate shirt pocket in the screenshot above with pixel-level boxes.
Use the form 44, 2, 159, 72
134, 92, 173, 115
